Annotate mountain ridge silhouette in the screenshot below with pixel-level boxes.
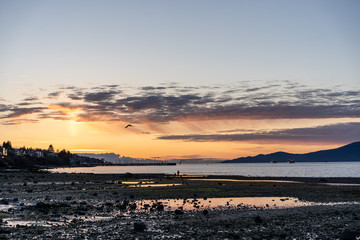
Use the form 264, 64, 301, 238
223, 142, 360, 163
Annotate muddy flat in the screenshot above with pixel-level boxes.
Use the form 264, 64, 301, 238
0, 170, 359, 239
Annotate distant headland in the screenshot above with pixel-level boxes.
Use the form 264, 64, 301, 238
223, 142, 360, 163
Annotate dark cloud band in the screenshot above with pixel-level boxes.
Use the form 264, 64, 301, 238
1, 81, 359, 125
157, 122, 360, 144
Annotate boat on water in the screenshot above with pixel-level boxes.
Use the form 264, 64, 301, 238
288, 159, 295, 163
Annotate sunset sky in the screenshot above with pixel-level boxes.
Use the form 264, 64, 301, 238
1, 0, 360, 160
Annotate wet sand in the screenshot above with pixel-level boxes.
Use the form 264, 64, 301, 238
0, 170, 359, 239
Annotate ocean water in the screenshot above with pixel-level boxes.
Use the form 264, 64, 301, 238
49, 162, 360, 178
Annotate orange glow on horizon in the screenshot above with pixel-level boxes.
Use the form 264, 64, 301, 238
0, 117, 355, 160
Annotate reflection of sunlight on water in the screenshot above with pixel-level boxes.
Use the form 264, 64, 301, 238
48, 162, 360, 177
129, 183, 182, 188
122, 181, 141, 184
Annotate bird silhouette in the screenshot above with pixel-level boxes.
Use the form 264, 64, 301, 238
125, 124, 133, 128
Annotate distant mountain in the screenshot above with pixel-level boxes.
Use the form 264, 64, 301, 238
223, 142, 360, 163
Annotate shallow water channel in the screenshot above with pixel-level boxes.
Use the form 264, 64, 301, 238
135, 197, 330, 211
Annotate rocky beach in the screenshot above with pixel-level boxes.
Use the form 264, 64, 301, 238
0, 170, 360, 239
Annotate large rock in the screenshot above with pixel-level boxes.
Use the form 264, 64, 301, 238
134, 221, 146, 231
174, 209, 184, 215
340, 230, 357, 240
254, 216, 262, 224
156, 204, 164, 211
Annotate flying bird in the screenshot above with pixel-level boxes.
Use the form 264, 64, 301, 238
125, 124, 133, 128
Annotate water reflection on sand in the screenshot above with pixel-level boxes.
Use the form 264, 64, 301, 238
135, 197, 359, 211
136, 197, 305, 211
188, 178, 300, 183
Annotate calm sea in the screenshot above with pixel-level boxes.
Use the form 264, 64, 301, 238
49, 162, 360, 178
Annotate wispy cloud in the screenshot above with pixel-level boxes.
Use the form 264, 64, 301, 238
158, 122, 360, 144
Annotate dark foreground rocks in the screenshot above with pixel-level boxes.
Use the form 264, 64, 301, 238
0, 170, 359, 239
1, 204, 359, 239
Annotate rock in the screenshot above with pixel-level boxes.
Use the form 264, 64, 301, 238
202, 210, 209, 215
340, 230, 357, 240
174, 209, 184, 215
124, 172, 133, 177
118, 204, 127, 210
35, 202, 47, 208
66, 196, 72, 201
0, 199, 9, 205
134, 221, 146, 231
254, 216, 262, 224
0, 227, 11, 234
156, 204, 164, 211
129, 203, 137, 210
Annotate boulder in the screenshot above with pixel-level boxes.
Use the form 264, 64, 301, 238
254, 216, 262, 224
156, 204, 164, 211
340, 230, 357, 240
134, 221, 146, 231
174, 209, 184, 215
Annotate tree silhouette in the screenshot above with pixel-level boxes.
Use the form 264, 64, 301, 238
2, 141, 12, 149
48, 144, 55, 153
58, 149, 71, 157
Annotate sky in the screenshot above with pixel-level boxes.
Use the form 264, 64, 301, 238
1, 0, 360, 160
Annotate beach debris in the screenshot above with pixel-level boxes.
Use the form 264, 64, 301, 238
134, 221, 146, 231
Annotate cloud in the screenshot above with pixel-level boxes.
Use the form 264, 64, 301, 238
23, 96, 39, 101
157, 122, 360, 144
84, 90, 119, 102
46, 91, 62, 99
0, 105, 45, 119
1, 119, 39, 125
1, 81, 360, 125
